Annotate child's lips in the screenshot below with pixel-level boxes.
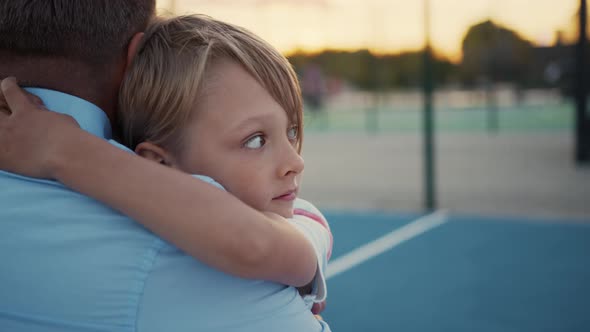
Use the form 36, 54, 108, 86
273, 190, 297, 201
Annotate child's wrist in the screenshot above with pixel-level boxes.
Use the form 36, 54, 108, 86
47, 126, 88, 181
45, 134, 71, 181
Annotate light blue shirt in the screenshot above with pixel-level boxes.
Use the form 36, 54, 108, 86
0, 89, 330, 332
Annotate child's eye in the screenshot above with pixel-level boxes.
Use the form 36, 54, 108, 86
244, 135, 266, 149
287, 126, 298, 141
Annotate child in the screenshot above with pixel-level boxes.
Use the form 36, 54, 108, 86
0, 14, 331, 315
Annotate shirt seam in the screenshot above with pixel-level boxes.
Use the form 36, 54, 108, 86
131, 238, 167, 332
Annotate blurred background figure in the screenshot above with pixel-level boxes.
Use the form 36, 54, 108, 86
301, 62, 326, 113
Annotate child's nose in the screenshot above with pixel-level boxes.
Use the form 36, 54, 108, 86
279, 146, 304, 177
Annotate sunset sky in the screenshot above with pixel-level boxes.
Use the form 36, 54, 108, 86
156, 0, 581, 62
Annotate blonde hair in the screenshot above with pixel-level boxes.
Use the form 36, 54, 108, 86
118, 14, 303, 154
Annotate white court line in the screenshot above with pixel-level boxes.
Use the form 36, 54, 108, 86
326, 210, 449, 280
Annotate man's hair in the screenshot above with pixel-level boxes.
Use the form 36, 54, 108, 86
0, 0, 155, 64
118, 14, 304, 154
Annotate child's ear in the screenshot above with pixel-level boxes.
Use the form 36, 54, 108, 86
135, 142, 175, 167
126, 32, 144, 69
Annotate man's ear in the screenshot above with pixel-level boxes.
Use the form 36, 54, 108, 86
126, 32, 145, 69
135, 142, 176, 167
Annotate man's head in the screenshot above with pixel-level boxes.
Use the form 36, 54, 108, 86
0, 0, 156, 119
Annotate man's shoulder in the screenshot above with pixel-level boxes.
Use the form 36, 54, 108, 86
0, 166, 164, 251
0, 167, 160, 236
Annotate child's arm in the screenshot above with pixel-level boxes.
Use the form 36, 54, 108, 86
0, 77, 317, 287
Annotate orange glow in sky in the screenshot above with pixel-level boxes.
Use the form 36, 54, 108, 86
157, 0, 580, 62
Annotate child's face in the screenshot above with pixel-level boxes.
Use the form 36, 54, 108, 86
174, 59, 304, 218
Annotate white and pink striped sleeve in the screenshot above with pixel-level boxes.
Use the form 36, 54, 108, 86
290, 198, 333, 306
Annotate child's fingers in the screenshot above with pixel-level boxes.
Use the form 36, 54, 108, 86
0, 97, 8, 117
0, 81, 10, 117
26, 90, 46, 108
311, 300, 326, 315
1, 77, 39, 115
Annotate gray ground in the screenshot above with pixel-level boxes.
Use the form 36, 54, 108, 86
299, 131, 590, 221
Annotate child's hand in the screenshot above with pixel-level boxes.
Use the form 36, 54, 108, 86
312, 300, 326, 315
0, 77, 80, 179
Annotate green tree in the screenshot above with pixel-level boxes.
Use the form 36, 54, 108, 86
461, 20, 532, 86
288, 49, 457, 90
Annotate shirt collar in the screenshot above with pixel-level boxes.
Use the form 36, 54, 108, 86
24, 88, 112, 140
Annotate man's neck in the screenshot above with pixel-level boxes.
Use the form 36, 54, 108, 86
0, 54, 119, 124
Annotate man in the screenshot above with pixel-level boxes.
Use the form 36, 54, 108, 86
0, 2, 329, 331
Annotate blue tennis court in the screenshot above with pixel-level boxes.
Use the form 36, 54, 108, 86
321, 211, 590, 331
